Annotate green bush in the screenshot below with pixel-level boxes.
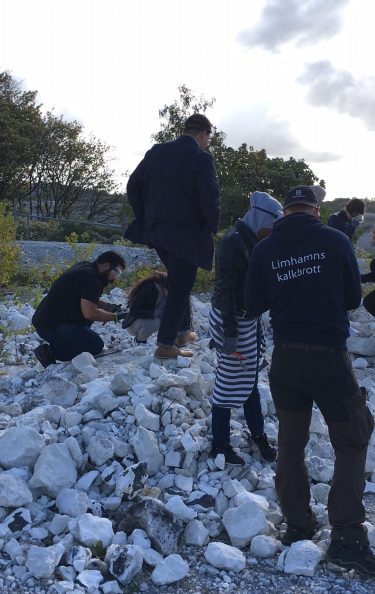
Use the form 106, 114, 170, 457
16, 219, 123, 243
0, 205, 20, 286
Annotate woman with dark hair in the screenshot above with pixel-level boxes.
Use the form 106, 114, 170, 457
123, 271, 171, 343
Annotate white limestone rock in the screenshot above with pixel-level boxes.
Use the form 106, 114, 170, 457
41, 376, 78, 408
77, 569, 103, 590
164, 451, 182, 468
311, 483, 330, 506
135, 403, 160, 431
284, 540, 322, 577
0, 426, 44, 468
223, 479, 247, 498
105, 544, 144, 584
175, 474, 193, 493
353, 357, 368, 369
56, 488, 90, 517
128, 528, 151, 550
26, 544, 64, 579
204, 542, 246, 572
77, 513, 114, 548
306, 456, 334, 483
133, 427, 163, 475
310, 408, 328, 436
71, 352, 96, 372
143, 548, 163, 567
165, 495, 197, 522
29, 443, 77, 497
222, 501, 268, 547
250, 535, 281, 558
111, 371, 134, 395
184, 519, 210, 545
347, 336, 375, 357
87, 433, 115, 466
0, 473, 33, 507
67, 545, 92, 572
151, 554, 189, 585
233, 491, 269, 513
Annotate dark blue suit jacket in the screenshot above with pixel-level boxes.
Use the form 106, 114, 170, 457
125, 135, 220, 270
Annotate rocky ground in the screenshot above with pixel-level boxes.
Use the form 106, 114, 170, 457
1, 246, 375, 593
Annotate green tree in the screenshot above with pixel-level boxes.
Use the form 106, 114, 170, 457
0, 71, 44, 204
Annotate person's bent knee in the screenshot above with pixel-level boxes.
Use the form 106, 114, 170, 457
89, 335, 104, 356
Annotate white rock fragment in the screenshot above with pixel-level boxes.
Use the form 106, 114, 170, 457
26, 544, 63, 579
223, 502, 268, 547
165, 495, 197, 522
41, 376, 78, 408
204, 542, 246, 572
151, 554, 189, 585
71, 352, 96, 372
250, 535, 281, 558
135, 403, 160, 431
29, 443, 77, 497
0, 473, 33, 507
306, 456, 334, 483
77, 569, 103, 590
0, 427, 44, 468
133, 427, 163, 475
105, 544, 144, 584
87, 433, 115, 466
56, 488, 90, 517
175, 474, 193, 493
76, 513, 114, 548
284, 540, 322, 577
184, 519, 210, 545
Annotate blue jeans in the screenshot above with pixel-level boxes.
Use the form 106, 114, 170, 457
212, 384, 265, 448
36, 324, 104, 361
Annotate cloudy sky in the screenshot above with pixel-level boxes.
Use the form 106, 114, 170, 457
1, 0, 375, 199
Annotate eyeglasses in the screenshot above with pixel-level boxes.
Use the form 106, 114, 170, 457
111, 266, 124, 277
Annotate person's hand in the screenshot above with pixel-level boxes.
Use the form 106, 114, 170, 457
102, 302, 122, 313
114, 310, 129, 323
222, 336, 238, 355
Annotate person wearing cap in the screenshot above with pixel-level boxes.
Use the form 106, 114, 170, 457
245, 186, 375, 576
124, 113, 220, 359
328, 198, 365, 241
209, 191, 282, 466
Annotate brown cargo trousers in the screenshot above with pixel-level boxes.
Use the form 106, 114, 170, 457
270, 343, 374, 546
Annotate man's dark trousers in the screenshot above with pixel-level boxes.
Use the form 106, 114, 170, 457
155, 248, 197, 346
35, 324, 104, 361
269, 344, 374, 546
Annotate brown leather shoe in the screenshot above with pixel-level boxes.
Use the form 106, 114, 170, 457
176, 331, 197, 347
154, 344, 193, 359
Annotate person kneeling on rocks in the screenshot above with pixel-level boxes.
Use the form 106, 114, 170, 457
209, 191, 282, 467
122, 271, 196, 346
32, 251, 128, 367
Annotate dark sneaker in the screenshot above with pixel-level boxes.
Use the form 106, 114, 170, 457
281, 510, 318, 546
327, 541, 375, 576
211, 444, 246, 467
252, 434, 277, 463
34, 344, 56, 368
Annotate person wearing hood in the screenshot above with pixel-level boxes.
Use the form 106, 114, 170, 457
209, 191, 283, 466
245, 186, 375, 576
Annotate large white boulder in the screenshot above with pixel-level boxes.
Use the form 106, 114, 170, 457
222, 501, 268, 547
77, 513, 114, 548
41, 376, 78, 408
151, 554, 189, 585
29, 443, 77, 497
0, 473, 33, 507
0, 427, 44, 468
204, 542, 245, 572
284, 540, 322, 577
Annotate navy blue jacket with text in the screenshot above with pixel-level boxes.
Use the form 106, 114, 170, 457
125, 135, 220, 271
244, 213, 362, 349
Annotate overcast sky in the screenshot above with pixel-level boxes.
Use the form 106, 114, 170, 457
1, 0, 375, 199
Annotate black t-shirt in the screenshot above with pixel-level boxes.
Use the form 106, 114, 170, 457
32, 262, 103, 330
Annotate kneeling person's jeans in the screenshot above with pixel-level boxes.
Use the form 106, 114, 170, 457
35, 323, 104, 361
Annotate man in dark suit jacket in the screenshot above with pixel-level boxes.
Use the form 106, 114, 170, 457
125, 114, 220, 359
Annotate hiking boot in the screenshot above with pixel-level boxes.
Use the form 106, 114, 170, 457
327, 541, 375, 576
154, 344, 193, 359
211, 444, 246, 467
34, 344, 56, 368
176, 331, 197, 347
252, 434, 277, 463
281, 510, 318, 546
